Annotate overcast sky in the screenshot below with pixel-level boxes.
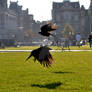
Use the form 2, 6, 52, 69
9, 0, 90, 21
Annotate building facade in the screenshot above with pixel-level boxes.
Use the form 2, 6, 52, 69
0, 0, 91, 46
52, 0, 90, 39
0, 0, 20, 46
89, 0, 92, 33
0, 0, 41, 46
9, 1, 41, 43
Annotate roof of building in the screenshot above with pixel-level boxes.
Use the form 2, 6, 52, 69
53, 1, 80, 9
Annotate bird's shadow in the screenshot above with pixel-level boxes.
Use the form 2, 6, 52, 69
31, 82, 62, 89
53, 71, 74, 74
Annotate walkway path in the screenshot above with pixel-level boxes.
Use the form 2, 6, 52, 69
0, 50, 92, 52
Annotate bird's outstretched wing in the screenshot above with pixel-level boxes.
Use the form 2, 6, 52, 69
39, 23, 57, 37
41, 24, 56, 32
37, 46, 53, 67
26, 46, 54, 67
38, 46, 51, 61
26, 47, 41, 61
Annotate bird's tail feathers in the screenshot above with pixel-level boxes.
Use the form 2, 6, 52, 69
26, 54, 32, 61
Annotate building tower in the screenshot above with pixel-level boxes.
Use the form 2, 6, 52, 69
89, 0, 92, 33
89, 0, 92, 8
89, 0, 92, 14
0, 0, 7, 8
63, 0, 70, 2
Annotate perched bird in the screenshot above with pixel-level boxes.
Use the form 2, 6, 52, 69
26, 46, 54, 67
39, 23, 57, 37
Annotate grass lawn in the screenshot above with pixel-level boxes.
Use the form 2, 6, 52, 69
0, 46, 40, 50
0, 45, 92, 50
0, 51, 92, 92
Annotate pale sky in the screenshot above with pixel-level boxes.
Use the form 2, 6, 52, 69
9, 0, 90, 21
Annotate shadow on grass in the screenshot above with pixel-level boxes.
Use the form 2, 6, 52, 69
53, 71, 74, 74
31, 82, 62, 89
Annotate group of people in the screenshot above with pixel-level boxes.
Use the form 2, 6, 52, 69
75, 32, 92, 48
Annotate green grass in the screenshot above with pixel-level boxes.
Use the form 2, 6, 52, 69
0, 51, 92, 92
51, 45, 92, 50
0, 45, 92, 50
0, 46, 40, 50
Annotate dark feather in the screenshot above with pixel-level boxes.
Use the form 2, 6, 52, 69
41, 24, 56, 32
39, 23, 57, 37
26, 46, 54, 67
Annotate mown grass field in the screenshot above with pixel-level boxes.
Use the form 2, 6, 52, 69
0, 51, 92, 92
0, 45, 92, 50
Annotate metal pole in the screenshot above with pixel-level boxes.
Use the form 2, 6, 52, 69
90, 20, 91, 33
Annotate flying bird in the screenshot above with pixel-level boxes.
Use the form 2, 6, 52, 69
39, 23, 57, 37
26, 46, 54, 67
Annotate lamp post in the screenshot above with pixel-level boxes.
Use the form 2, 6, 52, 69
90, 23, 91, 33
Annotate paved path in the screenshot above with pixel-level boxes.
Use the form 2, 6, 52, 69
0, 50, 92, 52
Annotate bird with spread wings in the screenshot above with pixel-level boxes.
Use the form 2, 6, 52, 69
39, 22, 57, 37
26, 22, 57, 67
26, 46, 54, 67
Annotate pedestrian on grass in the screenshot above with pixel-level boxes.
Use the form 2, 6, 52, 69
75, 32, 81, 47
88, 32, 92, 48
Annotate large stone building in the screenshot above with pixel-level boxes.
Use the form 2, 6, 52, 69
9, 1, 34, 42
0, 0, 41, 46
52, 0, 90, 39
89, 0, 92, 33
0, 0, 20, 46
0, 0, 91, 46
9, 1, 42, 43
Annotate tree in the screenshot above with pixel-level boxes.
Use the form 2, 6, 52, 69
62, 24, 74, 38
24, 29, 35, 39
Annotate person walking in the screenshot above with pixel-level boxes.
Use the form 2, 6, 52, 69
88, 32, 92, 48
75, 32, 81, 47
